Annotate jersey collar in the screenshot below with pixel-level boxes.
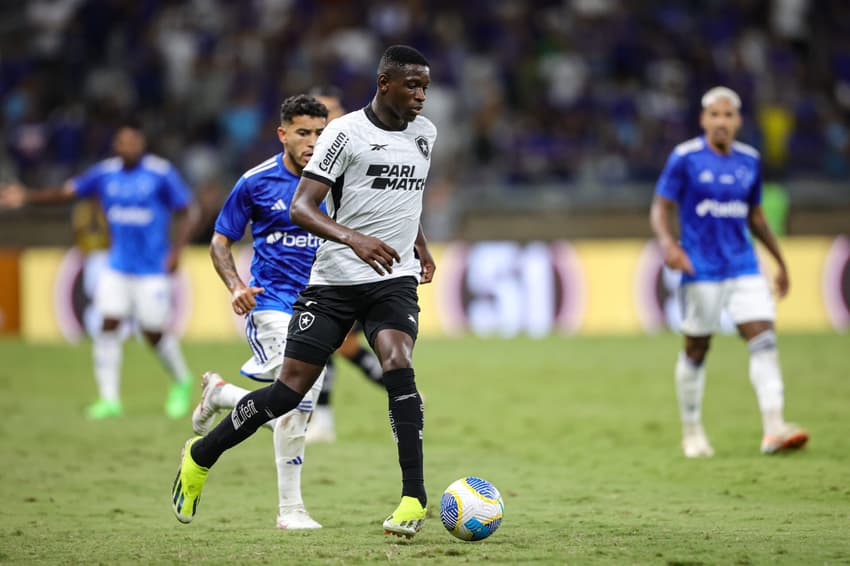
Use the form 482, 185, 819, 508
364, 104, 408, 132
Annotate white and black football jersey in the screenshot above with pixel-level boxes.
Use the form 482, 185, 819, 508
302, 105, 437, 285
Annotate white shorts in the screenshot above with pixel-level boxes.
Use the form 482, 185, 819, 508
680, 275, 775, 336
95, 267, 172, 331
240, 309, 324, 410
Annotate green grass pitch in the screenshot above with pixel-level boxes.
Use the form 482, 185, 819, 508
0, 333, 848, 564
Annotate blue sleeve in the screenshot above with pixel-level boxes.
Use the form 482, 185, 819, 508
162, 166, 193, 210
655, 151, 686, 202
71, 164, 104, 198
214, 176, 252, 242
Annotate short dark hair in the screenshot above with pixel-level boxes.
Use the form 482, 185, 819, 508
279, 94, 329, 125
378, 45, 430, 77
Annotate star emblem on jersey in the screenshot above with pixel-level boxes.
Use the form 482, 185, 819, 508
298, 312, 315, 331
415, 136, 430, 159
370, 144, 388, 151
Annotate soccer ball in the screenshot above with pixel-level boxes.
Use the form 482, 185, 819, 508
440, 477, 504, 541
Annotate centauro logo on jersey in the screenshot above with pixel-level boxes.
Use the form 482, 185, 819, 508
366, 164, 427, 191
318, 132, 349, 172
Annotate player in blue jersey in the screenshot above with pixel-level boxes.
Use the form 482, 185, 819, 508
188, 94, 329, 529
0, 121, 197, 420
650, 86, 808, 458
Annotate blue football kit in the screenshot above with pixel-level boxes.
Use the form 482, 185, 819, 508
72, 155, 192, 275
655, 136, 762, 284
214, 153, 324, 314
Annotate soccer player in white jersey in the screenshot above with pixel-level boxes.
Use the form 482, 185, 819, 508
0, 121, 197, 420
305, 86, 386, 444
189, 95, 329, 529
172, 45, 437, 538
650, 86, 808, 457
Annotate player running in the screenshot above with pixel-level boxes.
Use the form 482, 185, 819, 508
1, 121, 197, 419
190, 94, 329, 529
172, 45, 437, 538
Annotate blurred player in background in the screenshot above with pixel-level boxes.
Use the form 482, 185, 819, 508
0, 121, 197, 419
306, 86, 385, 444
650, 86, 808, 458
173, 45, 437, 538
191, 94, 329, 529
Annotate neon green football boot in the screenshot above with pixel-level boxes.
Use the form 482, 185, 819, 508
85, 398, 123, 420
171, 437, 208, 524
383, 496, 426, 538
165, 378, 194, 419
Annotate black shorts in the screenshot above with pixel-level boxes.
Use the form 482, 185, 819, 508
285, 276, 420, 366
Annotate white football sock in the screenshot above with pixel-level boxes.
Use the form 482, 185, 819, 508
274, 408, 310, 511
675, 352, 706, 427
218, 382, 251, 410
93, 330, 123, 402
747, 330, 785, 435
155, 334, 192, 383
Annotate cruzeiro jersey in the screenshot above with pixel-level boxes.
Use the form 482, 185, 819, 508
72, 155, 192, 275
214, 153, 324, 313
656, 135, 762, 283
302, 105, 437, 285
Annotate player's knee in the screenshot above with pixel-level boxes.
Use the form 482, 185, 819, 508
747, 329, 777, 353
684, 338, 710, 363
380, 351, 412, 372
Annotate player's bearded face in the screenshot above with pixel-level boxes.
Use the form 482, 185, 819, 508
700, 98, 741, 150
113, 128, 145, 166
278, 115, 327, 171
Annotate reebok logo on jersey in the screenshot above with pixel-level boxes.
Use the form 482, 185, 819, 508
271, 199, 287, 211
366, 163, 426, 191
695, 199, 749, 218
370, 143, 387, 151
318, 131, 349, 172
265, 231, 323, 248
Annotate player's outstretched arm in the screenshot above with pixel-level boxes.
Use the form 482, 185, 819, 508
748, 205, 789, 298
414, 223, 435, 284
650, 195, 694, 275
0, 181, 76, 208
291, 176, 400, 276
209, 232, 263, 315
164, 203, 200, 273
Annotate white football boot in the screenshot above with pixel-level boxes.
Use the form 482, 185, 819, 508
191, 372, 226, 435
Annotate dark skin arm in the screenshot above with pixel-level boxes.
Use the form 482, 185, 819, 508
649, 195, 694, 275
289, 176, 400, 275
748, 205, 789, 298
0, 181, 77, 208
210, 231, 264, 315
164, 203, 200, 273
414, 223, 435, 284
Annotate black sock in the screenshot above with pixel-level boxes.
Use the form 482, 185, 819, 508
352, 347, 384, 385
191, 380, 303, 468
385, 367, 426, 507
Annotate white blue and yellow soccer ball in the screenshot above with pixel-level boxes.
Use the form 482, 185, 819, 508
440, 477, 504, 541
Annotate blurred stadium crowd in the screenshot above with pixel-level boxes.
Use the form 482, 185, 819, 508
2, 0, 849, 239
